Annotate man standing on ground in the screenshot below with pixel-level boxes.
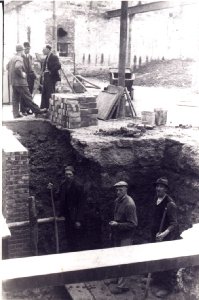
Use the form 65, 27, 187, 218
48, 166, 85, 252
8, 44, 47, 118
40, 45, 61, 109
108, 181, 138, 294
151, 177, 180, 298
21, 42, 37, 115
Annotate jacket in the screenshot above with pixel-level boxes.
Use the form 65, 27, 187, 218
112, 194, 138, 241
43, 52, 61, 82
151, 194, 180, 242
22, 54, 36, 80
8, 55, 28, 86
57, 179, 85, 225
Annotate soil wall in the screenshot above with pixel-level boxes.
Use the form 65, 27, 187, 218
4, 120, 199, 255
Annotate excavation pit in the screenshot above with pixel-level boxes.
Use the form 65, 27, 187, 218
2, 119, 199, 299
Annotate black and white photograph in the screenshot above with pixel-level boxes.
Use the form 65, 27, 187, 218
1, 0, 199, 299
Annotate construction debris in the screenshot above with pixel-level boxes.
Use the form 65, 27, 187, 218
95, 122, 155, 138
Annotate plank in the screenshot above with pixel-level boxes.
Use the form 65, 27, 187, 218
97, 85, 124, 120
1, 239, 199, 291
105, 1, 197, 18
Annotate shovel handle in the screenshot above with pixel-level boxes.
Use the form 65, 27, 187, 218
50, 188, 59, 253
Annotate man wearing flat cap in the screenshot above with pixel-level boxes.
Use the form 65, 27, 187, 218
108, 181, 138, 294
7, 45, 47, 118
48, 166, 85, 252
40, 45, 61, 109
151, 177, 180, 297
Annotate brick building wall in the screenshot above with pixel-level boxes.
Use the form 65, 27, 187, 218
4, 1, 199, 68
2, 128, 32, 258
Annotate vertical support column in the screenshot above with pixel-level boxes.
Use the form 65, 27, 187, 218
118, 1, 128, 87
118, 1, 128, 118
127, 14, 134, 67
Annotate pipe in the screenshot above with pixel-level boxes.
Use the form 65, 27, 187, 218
7, 217, 65, 229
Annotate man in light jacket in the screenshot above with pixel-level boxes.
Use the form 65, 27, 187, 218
7, 44, 47, 118
109, 181, 138, 294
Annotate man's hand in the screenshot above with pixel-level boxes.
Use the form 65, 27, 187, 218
75, 222, 81, 229
109, 221, 118, 227
156, 229, 169, 242
22, 72, 27, 78
47, 182, 53, 190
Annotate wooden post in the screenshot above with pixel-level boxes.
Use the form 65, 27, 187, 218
28, 196, 38, 256
118, 1, 128, 87
52, 1, 57, 54
118, 1, 128, 118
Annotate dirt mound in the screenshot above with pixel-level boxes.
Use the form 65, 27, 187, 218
134, 59, 194, 88
82, 59, 195, 88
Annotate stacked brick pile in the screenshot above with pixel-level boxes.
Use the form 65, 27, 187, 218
49, 93, 98, 129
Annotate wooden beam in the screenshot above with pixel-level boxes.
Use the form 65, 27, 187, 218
118, 1, 128, 88
1, 239, 199, 291
105, 1, 198, 18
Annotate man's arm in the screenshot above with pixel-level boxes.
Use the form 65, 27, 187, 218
156, 202, 178, 241
112, 203, 138, 231
15, 60, 26, 78
75, 183, 86, 225
49, 55, 61, 72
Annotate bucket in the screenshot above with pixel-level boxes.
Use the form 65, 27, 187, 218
141, 111, 155, 126
154, 109, 167, 126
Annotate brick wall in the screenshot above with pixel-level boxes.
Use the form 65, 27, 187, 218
49, 93, 98, 129
2, 128, 32, 258
4, 1, 199, 69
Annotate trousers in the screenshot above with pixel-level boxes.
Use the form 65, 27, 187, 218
113, 237, 132, 289
40, 73, 55, 109
12, 85, 40, 117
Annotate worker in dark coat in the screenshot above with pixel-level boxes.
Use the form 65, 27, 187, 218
40, 45, 61, 109
108, 181, 138, 294
21, 42, 37, 115
48, 166, 85, 252
151, 177, 180, 298
7, 44, 47, 118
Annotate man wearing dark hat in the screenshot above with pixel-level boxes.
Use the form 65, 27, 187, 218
151, 177, 180, 298
108, 181, 138, 294
23, 42, 37, 94
48, 166, 85, 252
40, 45, 61, 109
7, 45, 47, 118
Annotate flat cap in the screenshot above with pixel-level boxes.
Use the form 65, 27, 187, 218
65, 165, 75, 173
114, 181, 128, 187
156, 177, 168, 187
16, 44, 23, 52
